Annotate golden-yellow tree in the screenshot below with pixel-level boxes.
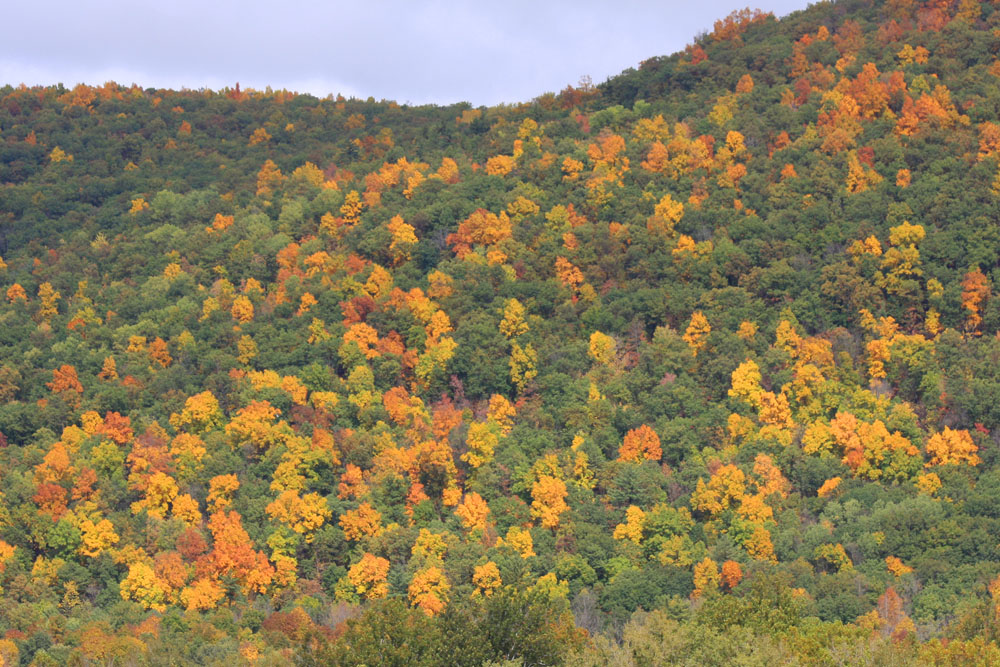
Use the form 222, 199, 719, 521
531, 475, 568, 529
683, 311, 711, 355
618, 425, 662, 462
409, 566, 450, 616
346, 553, 390, 600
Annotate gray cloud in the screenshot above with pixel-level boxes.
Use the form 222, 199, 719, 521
2, 1, 812, 105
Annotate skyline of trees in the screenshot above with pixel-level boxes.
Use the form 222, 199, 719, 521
3, 0, 1000, 663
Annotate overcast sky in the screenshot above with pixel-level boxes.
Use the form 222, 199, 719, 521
2, 1, 812, 106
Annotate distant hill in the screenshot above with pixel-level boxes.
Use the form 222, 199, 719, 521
3, 0, 1000, 663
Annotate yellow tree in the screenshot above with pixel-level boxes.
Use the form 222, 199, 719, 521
387, 215, 418, 264
37, 282, 60, 323
845, 150, 883, 193
340, 190, 364, 227
435, 157, 460, 184
472, 562, 502, 597
249, 127, 271, 145
683, 311, 711, 355
613, 506, 646, 544
877, 221, 925, 298
266, 490, 332, 540
172, 494, 202, 525
728, 358, 763, 404
225, 400, 286, 453
961, 268, 989, 334
231, 296, 254, 324
485, 155, 516, 176
339, 502, 384, 541
509, 341, 538, 393
588, 331, 616, 365
49, 147, 73, 162
487, 394, 516, 435
0, 541, 14, 578
237, 335, 258, 363
925, 427, 981, 466
170, 391, 223, 433
618, 425, 662, 462
95, 356, 118, 381
744, 523, 777, 562
500, 299, 529, 338
462, 422, 499, 469
816, 476, 841, 497
207, 474, 239, 512
79, 518, 120, 557
497, 526, 535, 558
648, 194, 684, 237
297, 292, 318, 316
346, 553, 390, 600
692, 557, 720, 598
691, 464, 746, 515
447, 208, 512, 258
409, 566, 450, 616
757, 391, 794, 428
830, 411, 920, 480
256, 159, 285, 196
531, 475, 568, 529
342, 322, 380, 359
180, 577, 226, 611
131, 471, 178, 518
119, 561, 170, 611
455, 492, 490, 532
411, 529, 449, 562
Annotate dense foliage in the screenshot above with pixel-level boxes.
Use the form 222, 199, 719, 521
4, 0, 1000, 663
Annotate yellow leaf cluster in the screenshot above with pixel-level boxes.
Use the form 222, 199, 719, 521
691, 464, 746, 515
485, 155, 516, 176
531, 475, 568, 529
411, 529, 449, 562
170, 391, 223, 433
692, 557, 720, 598
500, 299, 529, 339
886, 556, 914, 577
613, 506, 646, 544
683, 311, 711, 355
588, 331, 617, 365
339, 502, 384, 541
648, 194, 684, 237
266, 490, 331, 539
925, 427, 980, 466
497, 526, 535, 558
79, 518, 120, 558
472, 561, 502, 597
618, 425, 662, 463
509, 341, 538, 393
347, 553, 390, 600
816, 477, 842, 498
455, 492, 490, 531
409, 566, 450, 616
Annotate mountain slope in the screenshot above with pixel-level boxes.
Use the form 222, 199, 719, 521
2, 0, 1000, 662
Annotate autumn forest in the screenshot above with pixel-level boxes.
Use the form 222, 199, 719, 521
3, 0, 1000, 664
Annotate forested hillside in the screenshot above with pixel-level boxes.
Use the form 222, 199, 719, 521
4, 0, 1000, 663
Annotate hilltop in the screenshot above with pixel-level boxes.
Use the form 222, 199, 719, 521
3, 0, 1000, 663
